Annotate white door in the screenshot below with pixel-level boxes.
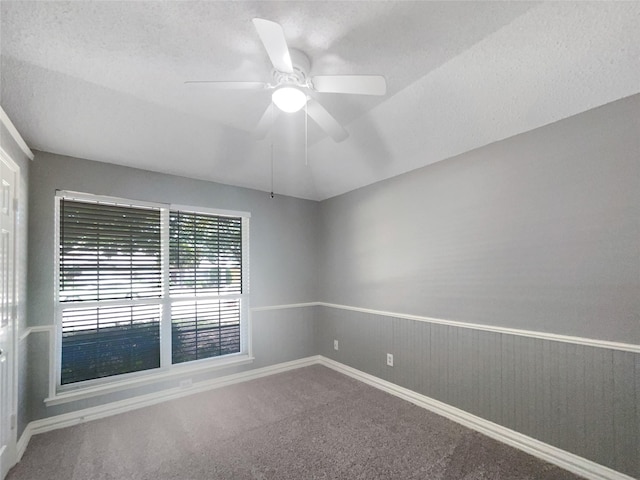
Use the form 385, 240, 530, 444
0, 155, 17, 479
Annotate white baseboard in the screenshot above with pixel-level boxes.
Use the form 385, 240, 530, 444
318, 356, 634, 480
15, 355, 634, 480
15, 355, 321, 462
15, 425, 31, 463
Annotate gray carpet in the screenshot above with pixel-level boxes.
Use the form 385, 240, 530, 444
9, 365, 584, 479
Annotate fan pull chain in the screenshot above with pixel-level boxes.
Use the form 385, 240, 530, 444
269, 103, 275, 199
270, 141, 274, 199
304, 100, 308, 166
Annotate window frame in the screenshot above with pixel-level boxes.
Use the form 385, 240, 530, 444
51, 191, 251, 400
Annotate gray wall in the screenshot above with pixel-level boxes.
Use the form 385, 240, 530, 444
29, 150, 319, 318
316, 305, 639, 478
319, 95, 639, 344
1, 119, 30, 438
315, 95, 640, 477
26, 151, 319, 422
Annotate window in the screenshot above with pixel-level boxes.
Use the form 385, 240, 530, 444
169, 211, 243, 364
56, 192, 249, 388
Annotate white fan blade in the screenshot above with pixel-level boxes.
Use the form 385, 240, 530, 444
312, 75, 387, 96
252, 18, 293, 74
254, 103, 278, 139
306, 99, 348, 142
184, 81, 268, 90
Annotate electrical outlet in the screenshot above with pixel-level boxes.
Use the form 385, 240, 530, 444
386, 353, 394, 367
334, 339, 339, 351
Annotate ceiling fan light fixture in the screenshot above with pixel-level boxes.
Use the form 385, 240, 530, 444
272, 86, 307, 113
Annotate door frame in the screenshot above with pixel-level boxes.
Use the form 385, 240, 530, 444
0, 147, 19, 478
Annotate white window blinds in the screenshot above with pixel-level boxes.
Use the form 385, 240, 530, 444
59, 200, 162, 302
59, 199, 162, 384
169, 211, 243, 297
169, 211, 243, 363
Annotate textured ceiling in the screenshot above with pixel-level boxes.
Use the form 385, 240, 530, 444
1, 1, 639, 200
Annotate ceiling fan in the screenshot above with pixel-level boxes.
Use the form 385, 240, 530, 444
186, 18, 387, 142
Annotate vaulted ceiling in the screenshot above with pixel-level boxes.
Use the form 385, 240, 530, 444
1, 1, 639, 200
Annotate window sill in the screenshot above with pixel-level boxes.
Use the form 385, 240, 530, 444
44, 354, 254, 406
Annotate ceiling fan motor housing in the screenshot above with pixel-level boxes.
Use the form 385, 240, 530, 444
272, 48, 311, 88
